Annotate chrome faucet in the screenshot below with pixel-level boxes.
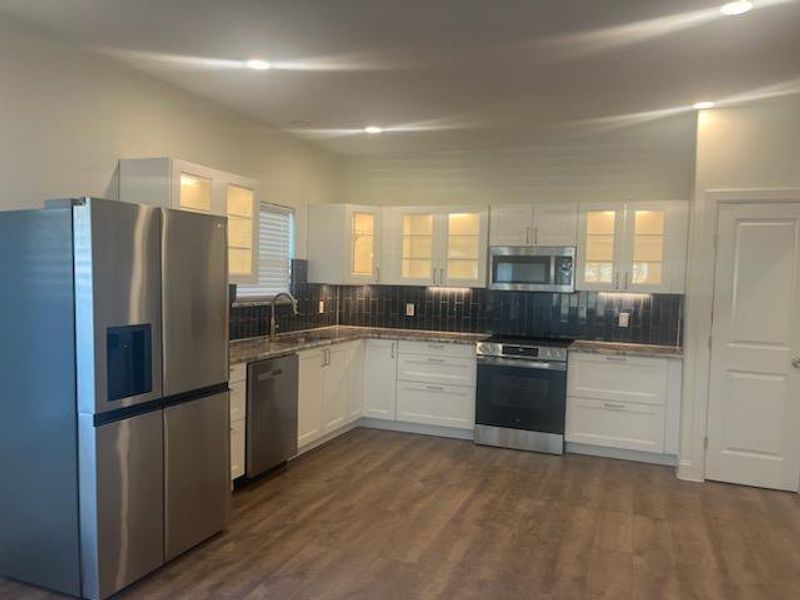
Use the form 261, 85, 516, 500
269, 292, 299, 340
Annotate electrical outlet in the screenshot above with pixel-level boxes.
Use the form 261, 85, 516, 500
318, 300, 325, 314
405, 303, 415, 317
618, 312, 630, 328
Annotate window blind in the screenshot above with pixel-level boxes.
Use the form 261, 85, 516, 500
236, 203, 294, 299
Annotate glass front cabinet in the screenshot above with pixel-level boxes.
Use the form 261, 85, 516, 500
576, 200, 688, 293
383, 206, 489, 287
119, 157, 259, 284
307, 204, 383, 285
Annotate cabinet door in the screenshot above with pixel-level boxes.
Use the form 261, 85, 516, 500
576, 202, 626, 291
382, 207, 437, 285
396, 381, 475, 429
345, 341, 365, 422
566, 397, 666, 453
489, 205, 533, 246
363, 339, 398, 420
346, 207, 382, 285
532, 203, 578, 246
172, 161, 223, 215
226, 183, 258, 284
298, 350, 325, 447
441, 208, 489, 287
322, 347, 348, 433
230, 419, 245, 480
619, 201, 688, 293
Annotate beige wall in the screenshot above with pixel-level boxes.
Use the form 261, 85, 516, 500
340, 116, 696, 206
680, 94, 800, 482
0, 15, 341, 257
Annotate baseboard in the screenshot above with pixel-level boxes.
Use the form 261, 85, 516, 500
565, 442, 678, 467
295, 421, 361, 457
677, 459, 705, 482
359, 418, 474, 441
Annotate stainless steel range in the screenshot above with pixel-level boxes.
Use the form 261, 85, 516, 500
474, 336, 570, 455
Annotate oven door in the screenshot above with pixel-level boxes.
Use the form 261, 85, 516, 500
475, 356, 566, 434
489, 246, 575, 292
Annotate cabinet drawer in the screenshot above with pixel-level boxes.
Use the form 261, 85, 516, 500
229, 363, 247, 384
230, 379, 246, 423
396, 382, 475, 429
397, 354, 475, 387
566, 397, 665, 453
567, 353, 667, 406
230, 418, 245, 480
397, 340, 475, 359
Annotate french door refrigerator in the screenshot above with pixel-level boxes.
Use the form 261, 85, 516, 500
0, 198, 230, 599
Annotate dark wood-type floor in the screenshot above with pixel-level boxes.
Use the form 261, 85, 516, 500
4, 428, 800, 599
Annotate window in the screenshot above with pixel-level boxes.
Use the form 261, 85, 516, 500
236, 203, 294, 299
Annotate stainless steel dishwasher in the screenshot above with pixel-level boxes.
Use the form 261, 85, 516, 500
246, 354, 299, 477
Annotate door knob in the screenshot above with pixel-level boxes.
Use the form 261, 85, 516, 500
792, 357, 800, 369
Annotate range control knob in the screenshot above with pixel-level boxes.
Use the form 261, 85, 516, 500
478, 343, 500, 356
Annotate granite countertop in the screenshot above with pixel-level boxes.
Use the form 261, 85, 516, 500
230, 326, 683, 364
229, 326, 488, 364
568, 339, 683, 358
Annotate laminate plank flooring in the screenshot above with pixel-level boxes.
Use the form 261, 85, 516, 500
3, 428, 800, 599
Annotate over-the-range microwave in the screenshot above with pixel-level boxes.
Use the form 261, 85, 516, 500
488, 246, 576, 292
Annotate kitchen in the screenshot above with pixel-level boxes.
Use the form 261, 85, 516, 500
1, 1, 800, 599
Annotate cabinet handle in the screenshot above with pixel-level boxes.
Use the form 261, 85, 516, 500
605, 355, 627, 361
426, 385, 445, 391
525, 226, 531, 245
427, 357, 446, 363
534, 226, 539, 245
614, 272, 620, 290
428, 343, 445, 349
390, 342, 396, 359
376, 265, 381, 282
624, 271, 629, 290
603, 402, 626, 410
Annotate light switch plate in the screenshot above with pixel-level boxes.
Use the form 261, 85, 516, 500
318, 300, 325, 314
405, 303, 415, 317
618, 312, 630, 327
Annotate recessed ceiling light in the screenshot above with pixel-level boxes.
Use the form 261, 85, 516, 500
364, 126, 383, 134
245, 59, 271, 71
693, 101, 715, 109
720, 1, 754, 16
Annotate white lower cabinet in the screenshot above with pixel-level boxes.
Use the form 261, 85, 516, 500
396, 381, 475, 429
230, 420, 246, 480
363, 339, 397, 420
395, 341, 476, 431
566, 398, 666, 453
298, 341, 365, 449
229, 363, 247, 480
566, 352, 681, 456
298, 349, 326, 447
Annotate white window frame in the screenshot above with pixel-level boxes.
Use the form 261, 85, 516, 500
235, 202, 295, 302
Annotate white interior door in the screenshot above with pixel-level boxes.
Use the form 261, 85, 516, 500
706, 202, 800, 491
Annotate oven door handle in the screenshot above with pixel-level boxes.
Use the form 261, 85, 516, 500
476, 356, 567, 371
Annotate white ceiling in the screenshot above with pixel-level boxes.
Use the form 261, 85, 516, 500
2, 0, 799, 155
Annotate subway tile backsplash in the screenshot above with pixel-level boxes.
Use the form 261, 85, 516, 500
231, 261, 683, 346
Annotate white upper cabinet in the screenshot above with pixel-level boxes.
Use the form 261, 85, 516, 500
307, 204, 382, 285
383, 206, 488, 287
533, 203, 579, 246
576, 200, 688, 293
119, 157, 259, 284
489, 203, 578, 246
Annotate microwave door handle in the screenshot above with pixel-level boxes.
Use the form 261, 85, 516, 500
549, 256, 556, 286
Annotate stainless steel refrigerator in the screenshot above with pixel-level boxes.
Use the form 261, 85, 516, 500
0, 198, 230, 599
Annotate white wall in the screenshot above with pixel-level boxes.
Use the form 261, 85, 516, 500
0, 15, 341, 257
340, 116, 696, 206
679, 94, 800, 482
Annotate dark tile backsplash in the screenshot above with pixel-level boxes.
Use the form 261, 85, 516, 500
231, 260, 683, 346
229, 260, 338, 340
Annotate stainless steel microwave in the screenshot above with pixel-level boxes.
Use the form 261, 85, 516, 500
489, 246, 576, 292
